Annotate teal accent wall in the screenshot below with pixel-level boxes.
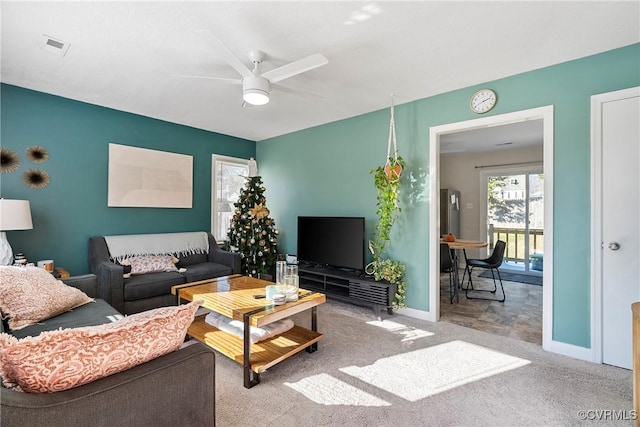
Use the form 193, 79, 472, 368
1, 84, 255, 275
258, 43, 640, 348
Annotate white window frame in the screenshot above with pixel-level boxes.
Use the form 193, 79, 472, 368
211, 155, 249, 242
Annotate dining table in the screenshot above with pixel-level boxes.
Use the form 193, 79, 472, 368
440, 239, 489, 300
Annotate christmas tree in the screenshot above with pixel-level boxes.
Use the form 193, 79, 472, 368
226, 175, 278, 277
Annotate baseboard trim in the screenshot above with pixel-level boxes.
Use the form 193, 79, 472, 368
545, 338, 595, 363
397, 306, 436, 322
401, 307, 598, 364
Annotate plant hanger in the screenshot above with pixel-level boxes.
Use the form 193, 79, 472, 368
384, 95, 402, 182
365, 94, 408, 308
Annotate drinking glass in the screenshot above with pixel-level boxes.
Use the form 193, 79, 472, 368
275, 261, 287, 294
285, 264, 299, 302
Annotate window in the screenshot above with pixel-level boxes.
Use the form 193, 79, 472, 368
211, 155, 249, 242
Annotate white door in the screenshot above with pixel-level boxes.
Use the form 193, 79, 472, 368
597, 87, 640, 369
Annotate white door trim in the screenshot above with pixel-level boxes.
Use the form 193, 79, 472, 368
590, 86, 640, 364
428, 106, 554, 353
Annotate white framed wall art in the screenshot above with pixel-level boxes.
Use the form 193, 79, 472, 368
108, 143, 193, 208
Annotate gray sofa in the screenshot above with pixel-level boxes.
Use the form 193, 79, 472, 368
1, 274, 216, 427
89, 231, 241, 314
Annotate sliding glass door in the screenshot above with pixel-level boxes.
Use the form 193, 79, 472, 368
482, 167, 544, 274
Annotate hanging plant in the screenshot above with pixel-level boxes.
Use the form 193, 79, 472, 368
368, 161, 407, 308
370, 155, 405, 257
366, 96, 408, 309
384, 160, 403, 183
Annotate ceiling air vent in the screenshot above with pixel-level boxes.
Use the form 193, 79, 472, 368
42, 35, 70, 56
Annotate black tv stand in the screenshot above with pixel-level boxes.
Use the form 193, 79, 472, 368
298, 266, 396, 319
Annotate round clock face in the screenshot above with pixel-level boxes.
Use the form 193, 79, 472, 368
470, 89, 497, 114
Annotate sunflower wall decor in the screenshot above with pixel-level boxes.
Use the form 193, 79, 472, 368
26, 145, 49, 163
0, 147, 22, 173
22, 168, 50, 189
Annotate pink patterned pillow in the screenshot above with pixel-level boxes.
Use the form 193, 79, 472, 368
0, 300, 201, 393
0, 266, 93, 330
120, 255, 179, 275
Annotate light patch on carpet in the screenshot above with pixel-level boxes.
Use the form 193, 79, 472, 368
340, 340, 531, 401
284, 373, 391, 406
366, 319, 434, 342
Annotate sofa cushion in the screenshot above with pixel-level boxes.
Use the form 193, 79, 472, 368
123, 271, 186, 301
10, 299, 122, 339
121, 254, 179, 275
183, 262, 233, 282
177, 253, 208, 268
0, 300, 200, 393
0, 266, 93, 330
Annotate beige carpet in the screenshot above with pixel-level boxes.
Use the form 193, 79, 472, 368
215, 300, 633, 426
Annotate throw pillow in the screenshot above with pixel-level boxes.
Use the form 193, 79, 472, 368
204, 311, 294, 344
120, 254, 179, 275
113, 260, 133, 278
0, 266, 94, 330
0, 300, 201, 393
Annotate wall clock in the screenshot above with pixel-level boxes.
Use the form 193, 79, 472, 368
470, 89, 497, 114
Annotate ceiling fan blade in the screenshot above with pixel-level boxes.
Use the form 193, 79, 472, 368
195, 30, 253, 78
273, 83, 324, 99
172, 74, 242, 84
261, 53, 328, 83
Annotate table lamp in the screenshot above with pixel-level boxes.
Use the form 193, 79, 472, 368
0, 199, 33, 265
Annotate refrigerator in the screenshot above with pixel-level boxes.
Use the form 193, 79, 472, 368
440, 189, 460, 238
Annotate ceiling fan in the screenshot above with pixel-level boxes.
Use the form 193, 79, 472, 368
180, 30, 329, 106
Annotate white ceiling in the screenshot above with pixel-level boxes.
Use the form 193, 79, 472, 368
440, 119, 544, 154
1, 1, 638, 142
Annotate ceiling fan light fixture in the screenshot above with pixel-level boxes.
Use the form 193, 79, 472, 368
243, 76, 270, 105
243, 89, 270, 105
191, 32, 328, 107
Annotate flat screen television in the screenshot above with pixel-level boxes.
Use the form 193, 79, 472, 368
297, 216, 365, 272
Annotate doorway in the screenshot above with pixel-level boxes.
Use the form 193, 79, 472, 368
429, 106, 554, 352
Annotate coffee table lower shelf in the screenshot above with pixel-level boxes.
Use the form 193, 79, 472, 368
188, 315, 324, 374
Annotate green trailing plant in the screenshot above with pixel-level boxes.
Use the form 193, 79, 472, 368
368, 255, 408, 309
370, 156, 404, 257
367, 155, 407, 309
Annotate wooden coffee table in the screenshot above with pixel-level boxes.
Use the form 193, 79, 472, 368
172, 274, 325, 388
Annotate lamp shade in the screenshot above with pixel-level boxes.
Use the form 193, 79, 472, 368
0, 199, 33, 231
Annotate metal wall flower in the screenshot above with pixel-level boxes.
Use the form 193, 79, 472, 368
1, 147, 21, 173
26, 145, 49, 163
22, 168, 50, 189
